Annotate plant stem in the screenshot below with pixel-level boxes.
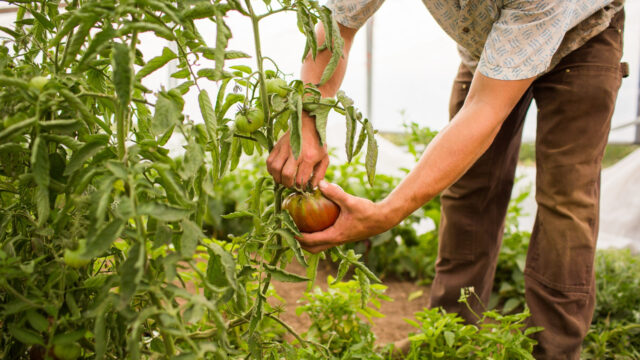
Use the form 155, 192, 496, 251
245, 0, 273, 151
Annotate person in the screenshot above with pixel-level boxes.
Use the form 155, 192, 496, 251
266, 0, 627, 358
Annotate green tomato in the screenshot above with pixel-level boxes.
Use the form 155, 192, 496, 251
63, 240, 90, 269
52, 343, 81, 360
235, 108, 264, 133
265, 78, 289, 97
29, 76, 49, 92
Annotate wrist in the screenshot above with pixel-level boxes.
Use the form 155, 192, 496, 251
375, 196, 406, 231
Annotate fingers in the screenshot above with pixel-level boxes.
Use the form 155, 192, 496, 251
317, 180, 351, 208
266, 143, 286, 184
310, 156, 329, 188
295, 160, 314, 188
280, 156, 299, 188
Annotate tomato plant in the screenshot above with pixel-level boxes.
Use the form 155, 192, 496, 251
283, 189, 339, 233
0, 0, 379, 358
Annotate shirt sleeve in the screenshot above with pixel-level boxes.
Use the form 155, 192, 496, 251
477, 1, 577, 80
325, 0, 385, 29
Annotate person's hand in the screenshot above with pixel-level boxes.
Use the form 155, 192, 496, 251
297, 180, 395, 253
267, 112, 329, 188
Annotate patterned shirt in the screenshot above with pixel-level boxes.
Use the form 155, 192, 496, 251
326, 0, 624, 80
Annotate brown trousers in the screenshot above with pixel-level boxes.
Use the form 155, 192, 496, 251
429, 10, 626, 360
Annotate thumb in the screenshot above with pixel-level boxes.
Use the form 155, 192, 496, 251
318, 180, 350, 207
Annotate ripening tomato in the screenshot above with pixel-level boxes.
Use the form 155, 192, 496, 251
282, 189, 339, 233
265, 78, 289, 97
235, 108, 264, 133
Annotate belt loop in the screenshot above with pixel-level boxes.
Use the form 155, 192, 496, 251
620, 62, 629, 78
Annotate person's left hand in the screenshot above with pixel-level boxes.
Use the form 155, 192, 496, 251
297, 180, 395, 253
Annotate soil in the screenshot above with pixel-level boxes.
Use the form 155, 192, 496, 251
269, 259, 431, 346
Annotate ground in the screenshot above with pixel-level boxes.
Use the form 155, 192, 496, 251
270, 260, 431, 346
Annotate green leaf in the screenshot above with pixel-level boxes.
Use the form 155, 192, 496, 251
52, 329, 86, 345
198, 89, 218, 141
28, 9, 54, 30
207, 243, 237, 290
275, 229, 307, 267
264, 264, 309, 283
309, 100, 332, 146
26, 310, 49, 333
77, 25, 116, 71
137, 202, 191, 222
0, 117, 36, 143
64, 140, 106, 176
319, 15, 344, 85
306, 253, 321, 292
31, 137, 50, 189
221, 211, 256, 220
365, 120, 378, 186
230, 65, 252, 74
84, 220, 125, 258
137, 47, 177, 80
502, 297, 521, 314
117, 22, 174, 40
179, 141, 204, 180
444, 330, 455, 347
214, 10, 232, 74
180, 219, 202, 259
332, 260, 349, 285
354, 119, 368, 156
39, 119, 82, 132
152, 93, 181, 137
289, 94, 303, 159
8, 324, 44, 346
345, 109, 355, 162
119, 241, 145, 308
356, 268, 371, 308
94, 302, 108, 360
112, 42, 133, 107
182, 3, 217, 20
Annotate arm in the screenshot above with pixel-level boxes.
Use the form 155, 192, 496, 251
266, 23, 358, 188
299, 71, 534, 253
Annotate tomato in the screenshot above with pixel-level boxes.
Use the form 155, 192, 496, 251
52, 344, 81, 360
283, 189, 339, 233
235, 108, 264, 133
29, 76, 49, 92
63, 240, 90, 269
265, 78, 289, 97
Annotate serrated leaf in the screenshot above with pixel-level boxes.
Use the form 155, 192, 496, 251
289, 93, 303, 159
354, 119, 368, 156
64, 140, 106, 176
309, 100, 332, 147
180, 219, 202, 259
84, 220, 125, 258
345, 109, 355, 162
365, 120, 378, 186
306, 253, 320, 292
152, 93, 181, 137
0, 117, 36, 143
356, 268, 371, 308
137, 47, 177, 80
214, 10, 231, 74
319, 15, 343, 85
137, 202, 191, 222
275, 229, 307, 267
332, 260, 349, 285
113, 43, 133, 107
198, 90, 218, 141
264, 264, 308, 283
119, 241, 145, 308
207, 243, 237, 290
8, 325, 44, 346
26, 310, 49, 333
77, 25, 116, 71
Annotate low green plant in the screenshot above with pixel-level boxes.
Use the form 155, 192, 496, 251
582, 249, 640, 359
401, 288, 541, 359
294, 274, 391, 359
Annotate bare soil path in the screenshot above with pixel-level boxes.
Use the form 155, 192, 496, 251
270, 260, 431, 346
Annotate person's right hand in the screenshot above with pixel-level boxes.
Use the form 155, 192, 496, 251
267, 112, 329, 189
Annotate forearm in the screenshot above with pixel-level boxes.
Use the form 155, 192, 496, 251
379, 73, 534, 228
301, 23, 356, 98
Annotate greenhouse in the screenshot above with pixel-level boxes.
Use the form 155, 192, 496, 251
0, 1, 639, 359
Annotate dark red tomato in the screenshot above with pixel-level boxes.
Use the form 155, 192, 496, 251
282, 189, 339, 233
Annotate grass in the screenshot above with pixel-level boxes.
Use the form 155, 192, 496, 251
379, 132, 639, 168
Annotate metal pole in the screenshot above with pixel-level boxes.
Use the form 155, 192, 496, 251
366, 17, 374, 123
635, 58, 640, 144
